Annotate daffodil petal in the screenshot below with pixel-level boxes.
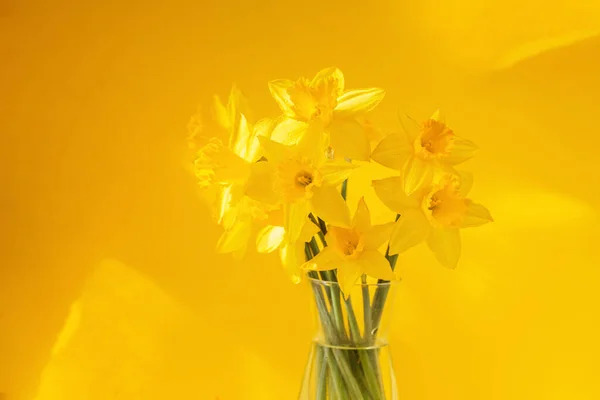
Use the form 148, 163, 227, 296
430, 109, 441, 121
299, 217, 321, 243
220, 194, 268, 233
195, 138, 251, 185
228, 85, 252, 123
284, 200, 311, 244
297, 121, 329, 166
216, 221, 252, 255
328, 118, 370, 161
213, 94, 230, 131
217, 184, 247, 228
280, 242, 304, 284
321, 160, 359, 187
246, 118, 275, 162
388, 210, 431, 255
360, 116, 385, 144
225, 86, 254, 149
302, 247, 341, 271
268, 79, 296, 118
334, 88, 386, 117
270, 117, 309, 146
211, 154, 250, 184
397, 111, 420, 143
457, 170, 474, 197
427, 228, 461, 269
363, 222, 395, 250
402, 155, 434, 195
264, 207, 284, 227
245, 161, 278, 205
336, 261, 361, 299
358, 250, 396, 281
352, 197, 371, 233
232, 113, 252, 159
445, 136, 479, 165
310, 186, 351, 228
311, 67, 345, 97
461, 201, 494, 228
256, 225, 285, 253
214, 185, 233, 226
372, 177, 420, 213
371, 133, 412, 171
257, 136, 293, 164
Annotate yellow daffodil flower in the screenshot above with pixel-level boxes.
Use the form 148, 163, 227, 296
302, 198, 396, 297
373, 172, 493, 269
212, 186, 277, 259
268, 67, 385, 161
255, 217, 320, 284
359, 116, 386, 146
246, 124, 357, 245
193, 86, 276, 258
371, 110, 478, 195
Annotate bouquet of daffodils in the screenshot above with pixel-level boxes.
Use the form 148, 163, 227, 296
190, 67, 492, 399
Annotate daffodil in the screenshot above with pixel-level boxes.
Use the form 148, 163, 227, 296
358, 116, 386, 146
371, 110, 478, 195
193, 85, 276, 258
268, 67, 385, 161
255, 216, 320, 283
372, 172, 493, 269
246, 124, 357, 245
301, 198, 396, 297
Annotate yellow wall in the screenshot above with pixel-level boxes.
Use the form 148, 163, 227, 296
1, 1, 600, 399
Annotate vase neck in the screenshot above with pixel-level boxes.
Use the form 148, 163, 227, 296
308, 278, 399, 347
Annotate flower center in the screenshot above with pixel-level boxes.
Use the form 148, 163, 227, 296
329, 226, 363, 259
277, 158, 322, 202
341, 240, 357, 256
295, 171, 313, 188
423, 179, 467, 228
288, 79, 336, 124
417, 119, 455, 159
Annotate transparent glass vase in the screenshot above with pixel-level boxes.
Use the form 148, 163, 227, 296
299, 276, 400, 400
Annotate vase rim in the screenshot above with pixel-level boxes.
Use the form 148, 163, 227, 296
306, 275, 401, 287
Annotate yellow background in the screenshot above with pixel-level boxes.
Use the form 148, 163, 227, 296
2, 1, 600, 399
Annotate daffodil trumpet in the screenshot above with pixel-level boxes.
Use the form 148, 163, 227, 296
191, 67, 493, 399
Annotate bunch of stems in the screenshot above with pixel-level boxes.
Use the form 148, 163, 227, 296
304, 181, 399, 399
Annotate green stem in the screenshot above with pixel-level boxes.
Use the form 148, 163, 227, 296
318, 217, 328, 235
361, 275, 372, 342
342, 297, 370, 395
370, 244, 399, 338
309, 237, 347, 342
329, 285, 347, 342
324, 347, 345, 399
341, 179, 348, 200
308, 213, 321, 230
362, 275, 384, 396
311, 283, 348, 399
345, 296, 383, 399
330, 346, 365, 397
306, 244, 345, 397
327, 368, 339, 400
317, 231, 327, 247
316, 345, 327, 400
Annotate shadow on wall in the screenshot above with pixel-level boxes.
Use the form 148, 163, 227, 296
33, 259, 300, 400
472, 34, 600, 206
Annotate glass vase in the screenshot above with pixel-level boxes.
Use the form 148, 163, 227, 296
299, 276, 400, 400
